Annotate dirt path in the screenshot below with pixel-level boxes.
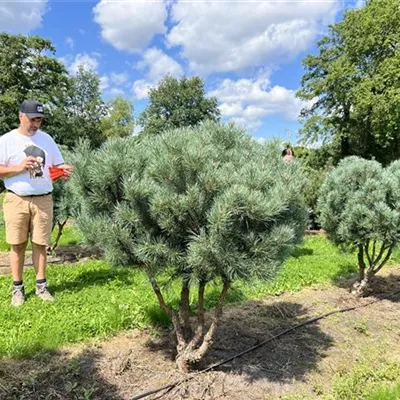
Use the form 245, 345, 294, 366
0, 245, 102, 275
1, 269, 400, 400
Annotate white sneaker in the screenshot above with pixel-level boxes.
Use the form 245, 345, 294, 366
11, 286, 25, 307
36, 284, 55, 302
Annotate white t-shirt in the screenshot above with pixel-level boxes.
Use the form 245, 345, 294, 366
0, 129, 64, 196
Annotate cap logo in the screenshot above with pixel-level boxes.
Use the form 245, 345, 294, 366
37, 105, 44, 113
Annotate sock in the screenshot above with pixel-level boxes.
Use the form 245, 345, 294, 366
36, 278, 47, 287
13, 281, 24, 293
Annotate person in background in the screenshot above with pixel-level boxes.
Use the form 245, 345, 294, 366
282, 147, 295, 163
0, 100, 73, 306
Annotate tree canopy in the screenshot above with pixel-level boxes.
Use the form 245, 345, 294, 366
49, 67, 109, 148
69, 121, 307, 370
297, 0, 400, 164
100, 96, 134, 139
0, 33, 69, 135
0, 33, 136, 149
318, 156, 400, 295
138, 75, 220, 136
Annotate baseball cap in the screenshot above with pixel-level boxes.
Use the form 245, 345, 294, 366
19, 100, 45, 118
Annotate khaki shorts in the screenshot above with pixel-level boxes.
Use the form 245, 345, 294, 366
2, 192, 53, 246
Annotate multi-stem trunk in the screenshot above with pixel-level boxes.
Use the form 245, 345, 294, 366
175, 279, 230, 372
47, 219, 68, 255
352, 240, 393, 296
147, 272, 230, 373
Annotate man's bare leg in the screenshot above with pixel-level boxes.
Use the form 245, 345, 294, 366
32, 242, 54, 301
10, 242, 27, 281
10, 242, 27, 306
32, 242, 47, 279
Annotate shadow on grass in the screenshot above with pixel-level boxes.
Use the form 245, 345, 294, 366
146, 300, 334, 384
290, 246, 314, 258
331, 263, 358, 285
48, 267, 138, 294
0, 349, 122, 400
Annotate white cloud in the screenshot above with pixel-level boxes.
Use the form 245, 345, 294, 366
137, 48, 183, 82
109, 88, 125, 97
209, 76, 312, 132
65, 37, 74, 49
132, 80, 153, 101
354, 0, 366, 8
100, 72, 130, 96
133, 47, 184, 100
0, 0, 48, 33
167, 1, 340, 74
61, 53, 100, 75
110, 72, 129, 86
93, 0, 167, 53
99, 76, 110, 92
71, 53, 99, 74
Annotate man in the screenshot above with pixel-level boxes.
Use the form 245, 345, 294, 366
0, 100, 73, 306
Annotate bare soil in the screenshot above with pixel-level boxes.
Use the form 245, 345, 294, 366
0, 269, 399, 400
0, 245, 102, 275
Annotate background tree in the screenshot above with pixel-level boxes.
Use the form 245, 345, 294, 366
100, 96, 134, 139
297, 0, 400, 164
49, 146, 75, 253
138, 75, 220, 136
69, 121, 307, 371
318, 157, 400, 296
295, 144, 336, 229
49, 67, 108, 149
0, 33, 69, 135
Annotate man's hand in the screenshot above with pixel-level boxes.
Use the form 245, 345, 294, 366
18, 156, 37, 173
0, 156, 37, 179
56, 164, 73, 179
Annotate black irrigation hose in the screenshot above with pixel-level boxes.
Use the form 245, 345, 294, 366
130, 289, 400, 400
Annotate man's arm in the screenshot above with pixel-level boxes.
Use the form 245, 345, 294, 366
0, 157, 37, 179
0, 164, 23, 179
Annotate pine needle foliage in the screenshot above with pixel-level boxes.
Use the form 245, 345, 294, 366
69, 121, 308, 370
49, 146, 75, 252
318, 156, 400, 295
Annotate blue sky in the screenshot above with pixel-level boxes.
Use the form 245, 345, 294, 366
1, 0, 362, 142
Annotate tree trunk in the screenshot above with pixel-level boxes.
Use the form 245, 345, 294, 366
351, 271, 374, 297
357, 244, 365, 281
352, 243, 393, 297
340, 104, 351, 158
180, 279, 192, 340
352, 245, 374, 296
54, 219, 68, 249
47, 219, 67, 255
147, 273, 231, 373
340, 135, 350, 158
174, 280, 230, 372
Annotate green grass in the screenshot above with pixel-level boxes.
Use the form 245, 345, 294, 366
282, 359, 400, 400
0, 261, 154, 357
329, 360, 400, 400
367, 382, 400, 400
0, 235, 361, 358
232, 235, 357, 300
